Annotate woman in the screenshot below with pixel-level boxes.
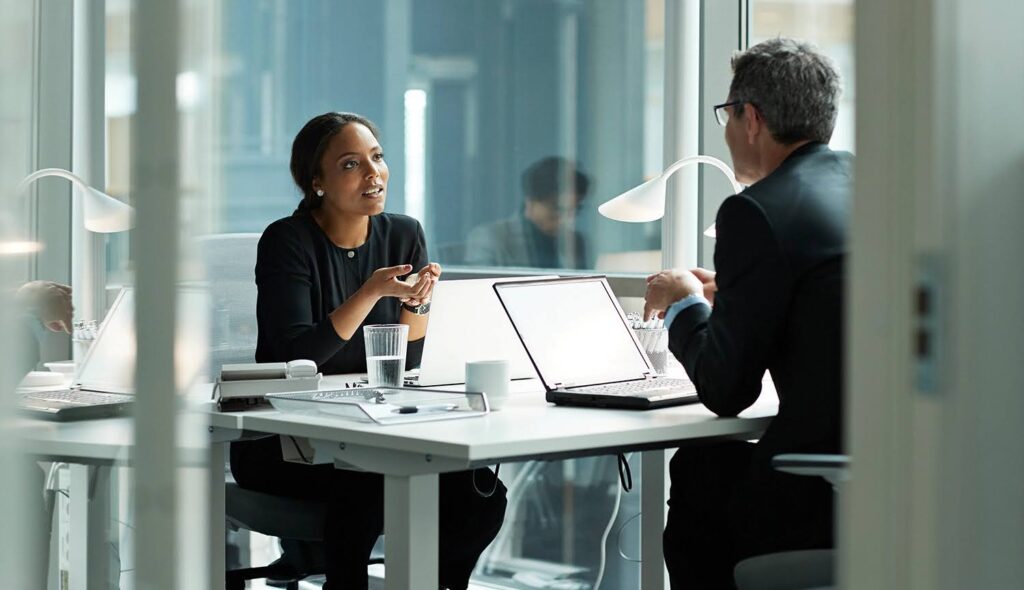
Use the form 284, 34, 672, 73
230, 112, 507, 589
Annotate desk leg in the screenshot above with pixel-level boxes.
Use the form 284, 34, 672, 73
384, 473, 439, 590
640, 450, 669, 590
68, 464, 111, 590
207, 441, 226, 590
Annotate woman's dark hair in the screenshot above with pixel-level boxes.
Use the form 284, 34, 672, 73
290, 112, 381, 214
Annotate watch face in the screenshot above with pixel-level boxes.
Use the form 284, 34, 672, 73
405, 301, 430, 314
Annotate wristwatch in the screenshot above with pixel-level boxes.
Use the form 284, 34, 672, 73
402, 301, 431, 315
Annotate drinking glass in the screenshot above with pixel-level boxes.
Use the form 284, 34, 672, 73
363, 324, 409, 387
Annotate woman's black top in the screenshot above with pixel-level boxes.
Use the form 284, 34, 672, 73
254, 211, 427, 374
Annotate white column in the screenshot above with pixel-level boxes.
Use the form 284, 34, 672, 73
661, 0, 701, 270
640, 450, 669, 589
207, 443, 226, 590
67, 465, 111, 590
131, 1, 181, 588
384, 473, 439, 590
71, 0, 107, 324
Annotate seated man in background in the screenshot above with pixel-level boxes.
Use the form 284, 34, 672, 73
466, 156, 590, 269
643, 38, 852, 589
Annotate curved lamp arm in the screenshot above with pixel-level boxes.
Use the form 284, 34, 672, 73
597, 155, 742, 238
16, 168, 134, 233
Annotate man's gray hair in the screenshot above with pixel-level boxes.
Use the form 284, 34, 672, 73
730, 38, 841, 145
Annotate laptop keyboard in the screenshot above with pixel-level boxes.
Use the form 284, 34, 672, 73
570, 377, 697, 397
21, 389, 133, 406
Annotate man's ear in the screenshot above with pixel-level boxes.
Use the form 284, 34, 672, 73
744, 105, 762, 145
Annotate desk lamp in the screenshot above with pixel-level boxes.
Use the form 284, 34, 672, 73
16, 167, 134, 233
597, 155, 742, 238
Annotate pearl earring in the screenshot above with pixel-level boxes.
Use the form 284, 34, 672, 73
316, 189, 324, 197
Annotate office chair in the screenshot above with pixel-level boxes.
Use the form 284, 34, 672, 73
732, 454, 849, 590
197, 233, 262, 373
201, 234, 386, 588
225, 476, 330, 589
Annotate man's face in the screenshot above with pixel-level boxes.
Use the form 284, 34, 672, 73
720, 97, 770, 184
723, 100, 759, 185
525, 194, 579, 236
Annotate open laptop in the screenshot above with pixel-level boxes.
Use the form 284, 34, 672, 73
18, 287, 208, 421
494, 276, 699, 409
407, 276, 556, 387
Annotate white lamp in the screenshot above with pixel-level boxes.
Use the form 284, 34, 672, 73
16, 168, 134, 233
597, 155, 742, 238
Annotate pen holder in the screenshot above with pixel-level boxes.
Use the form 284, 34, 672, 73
633, 327, 669, 374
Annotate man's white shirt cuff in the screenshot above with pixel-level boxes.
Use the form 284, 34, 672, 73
663, 294, 711, 330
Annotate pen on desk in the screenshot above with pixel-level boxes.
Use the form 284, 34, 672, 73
396, 404, 458, 414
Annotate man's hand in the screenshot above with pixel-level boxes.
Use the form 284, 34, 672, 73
691, 267, 717, 306
643, 269, 704, 322
17, 281, 73, 333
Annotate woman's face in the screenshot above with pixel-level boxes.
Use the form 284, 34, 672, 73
312, 123, 388, 217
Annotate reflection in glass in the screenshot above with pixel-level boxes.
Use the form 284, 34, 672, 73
215, 0, 665, 274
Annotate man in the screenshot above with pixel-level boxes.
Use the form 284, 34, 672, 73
644, 38, 851, 588
465, 156, 590, 269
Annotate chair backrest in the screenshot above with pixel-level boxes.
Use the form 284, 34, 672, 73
197, 233, 261, 373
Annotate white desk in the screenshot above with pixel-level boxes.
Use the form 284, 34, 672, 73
206, 375, 779, 590
15, 414, 231, 590
17, 377, 776, 590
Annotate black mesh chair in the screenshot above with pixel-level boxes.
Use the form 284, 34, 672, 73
225, 478, 330, 590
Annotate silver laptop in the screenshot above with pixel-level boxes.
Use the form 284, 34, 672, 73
408, 276, 555, 387
494, 276, 699, 409
18, 287, 208, 421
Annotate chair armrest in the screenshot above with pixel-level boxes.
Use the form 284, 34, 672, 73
772, 454, 850, 487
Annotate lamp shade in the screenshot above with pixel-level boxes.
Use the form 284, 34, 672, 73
16, 168, 134, 233
598, 155, 743, 232
597, 176, 668, 223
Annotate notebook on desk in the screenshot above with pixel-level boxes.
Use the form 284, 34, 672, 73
406, 276, 555, 387
493, 276, 699, 410
18, 287, 207, 421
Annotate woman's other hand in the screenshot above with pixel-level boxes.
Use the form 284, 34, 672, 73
401, 263, 442, 306
362, 265, 423, 301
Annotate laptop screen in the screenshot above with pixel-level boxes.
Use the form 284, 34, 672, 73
77, 287, 210, 394
495, 277, 652, 389
418, 276, 556, 386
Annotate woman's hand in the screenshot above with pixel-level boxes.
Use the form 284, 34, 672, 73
361, 264, 425, 301
401, 263, 442, 306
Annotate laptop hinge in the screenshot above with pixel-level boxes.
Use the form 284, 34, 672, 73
642, 372, 656, 380
554, 382, 570, 389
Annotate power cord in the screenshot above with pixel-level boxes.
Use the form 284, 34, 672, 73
615, 511, 643, 562
472, 464, 502, 498
594, 454, 628, 590
617, 453, 633, 492
287, 436, 311, 463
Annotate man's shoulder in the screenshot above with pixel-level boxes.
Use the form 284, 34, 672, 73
746, 145, 852, 198
470, 216, 523, 239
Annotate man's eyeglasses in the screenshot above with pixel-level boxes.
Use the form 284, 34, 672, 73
713, 100, 745, 126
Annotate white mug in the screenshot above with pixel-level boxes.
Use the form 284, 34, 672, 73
466, 359, 510, 411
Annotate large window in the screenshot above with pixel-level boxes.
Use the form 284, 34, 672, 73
216, 0, 666, 274
212, 2, 665, 588
750, 0, 855, 152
